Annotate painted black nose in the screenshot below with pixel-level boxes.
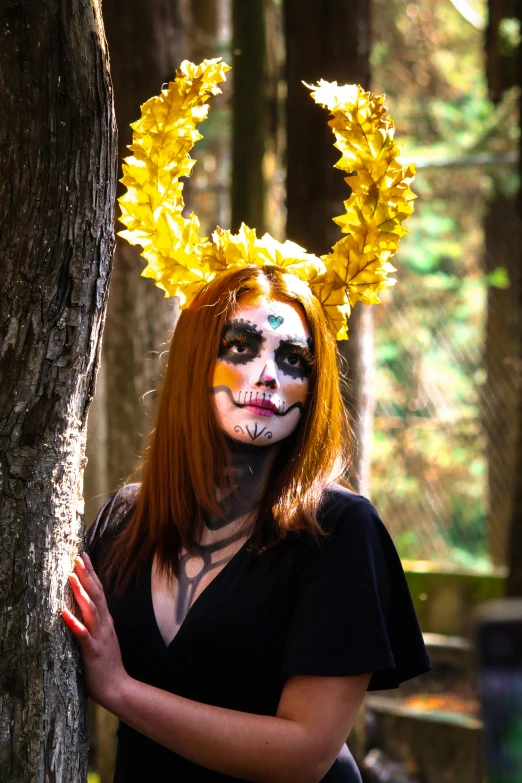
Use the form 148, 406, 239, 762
256, 376, 277, 389
255, 361, 280, 390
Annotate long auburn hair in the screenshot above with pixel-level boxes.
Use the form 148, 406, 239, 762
99, 265, 353, 594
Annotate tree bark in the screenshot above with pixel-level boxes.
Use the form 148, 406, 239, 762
231, 0, 267, 233
486, 0, 518, 103
0, 2, 116, 781
506, 352, 522, 595
92, 0, 186, 500
189, 0, 219, 62
506, 10, 522, 596
483, 189, 520, 567
284, 0, 372, 490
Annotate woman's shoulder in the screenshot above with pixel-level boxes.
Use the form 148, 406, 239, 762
318, 483, 380, 532
313, 483, 401, 564
86, 483, 141, 556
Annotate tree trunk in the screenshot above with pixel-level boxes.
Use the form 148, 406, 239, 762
506, 11, 522, 597
95, 0, 186, 498
507, 356, 522, 596
284, 0, 372, 490
231, 0, 267, 233
189, 0, 219, 62
486, 0, 518, 103
0, 1, 116, 781
265, 0, 286, 241
84, 3, 185, 779
483, 188, 520, 567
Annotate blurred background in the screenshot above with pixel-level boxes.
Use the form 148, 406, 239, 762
85, 0, 522, 780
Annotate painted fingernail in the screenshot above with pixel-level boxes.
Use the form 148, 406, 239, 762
74, 556, 84, 567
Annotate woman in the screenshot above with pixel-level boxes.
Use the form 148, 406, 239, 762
62, 58, 429, 781
63, 264, 430, 782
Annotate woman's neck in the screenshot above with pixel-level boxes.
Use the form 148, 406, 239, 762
204, 436, 280, 531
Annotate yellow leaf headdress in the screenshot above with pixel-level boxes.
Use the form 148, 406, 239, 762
119, 58, 415, 340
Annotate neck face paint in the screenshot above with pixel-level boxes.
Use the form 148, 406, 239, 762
204, 435, 277, 530
211, 296, 314, 446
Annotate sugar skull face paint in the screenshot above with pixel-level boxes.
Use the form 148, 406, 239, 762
212, 297, 314, 446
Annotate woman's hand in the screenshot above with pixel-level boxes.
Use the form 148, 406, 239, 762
62, 552, 129, 712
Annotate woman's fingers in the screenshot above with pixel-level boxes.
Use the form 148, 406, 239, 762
61, 606, 89, 640
73, 555, 108, 618
81, 552, 103, 591
68, 572, 100, 633
62, 552, 111, 642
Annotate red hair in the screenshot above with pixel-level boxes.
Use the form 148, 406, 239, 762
100, 266, 353, 593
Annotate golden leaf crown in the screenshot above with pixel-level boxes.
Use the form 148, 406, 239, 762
118, 58, 416, 340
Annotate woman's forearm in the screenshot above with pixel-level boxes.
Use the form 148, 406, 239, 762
112, 674, 323, 783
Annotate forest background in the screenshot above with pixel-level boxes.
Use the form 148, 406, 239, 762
0, 0, 520, 781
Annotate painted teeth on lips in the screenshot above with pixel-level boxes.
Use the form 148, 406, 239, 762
242, 398, 279, 416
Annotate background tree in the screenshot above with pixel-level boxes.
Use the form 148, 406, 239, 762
482, 0, 520, 567
284, 0, 373, 491
231, 0, 267, 233
186, 0, 232, 241
84, 1, 187, 779
505, 0, 522, 596
85, 0, 186, 519
483, 185, 519, 567
190, 0, 220, 62
0, 2, 116, 781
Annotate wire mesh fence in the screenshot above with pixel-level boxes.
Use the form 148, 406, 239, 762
368, 159, 520, 570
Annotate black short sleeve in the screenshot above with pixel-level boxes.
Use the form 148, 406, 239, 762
86, 484, 140, 572
281, 487, 431, 690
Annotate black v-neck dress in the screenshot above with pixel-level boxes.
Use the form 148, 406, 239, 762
87, 484, 430, 782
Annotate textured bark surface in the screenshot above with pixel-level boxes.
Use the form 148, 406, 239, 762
84, 0, 185, 509
483, 190, 520, 567
231, 0, 266, 233
284, 0, 371, 254
506, 27, 522, 597
190, 0, 219, 61
0, 1, 116, 781
284, 0, 372, 489
486, 0, 518, 103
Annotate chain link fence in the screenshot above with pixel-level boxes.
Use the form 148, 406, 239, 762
369, 158, 520, 570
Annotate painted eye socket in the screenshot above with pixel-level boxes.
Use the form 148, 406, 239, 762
218, 328, 261, 364
275, 342, 315, 378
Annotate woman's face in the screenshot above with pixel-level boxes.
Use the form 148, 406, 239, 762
211, 295, 314, 446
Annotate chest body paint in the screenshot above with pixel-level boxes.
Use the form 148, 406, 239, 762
151, 438, 277, 645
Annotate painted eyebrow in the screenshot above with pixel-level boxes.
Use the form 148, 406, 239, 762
224, 319, 264, 339
278, 335, 313, 349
